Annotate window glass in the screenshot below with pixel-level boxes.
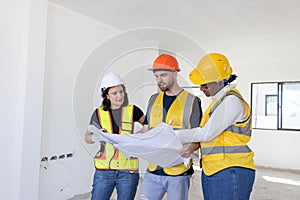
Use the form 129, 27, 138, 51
265, 95, 277, 116
282, 83, 300, 129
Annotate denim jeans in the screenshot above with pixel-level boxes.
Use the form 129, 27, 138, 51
201, 167, 255, 200
91, 169, 139, 200
139, 172, 191, 200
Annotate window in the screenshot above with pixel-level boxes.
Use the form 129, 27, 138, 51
251, 81, 300, 130
265, 95, 277, 116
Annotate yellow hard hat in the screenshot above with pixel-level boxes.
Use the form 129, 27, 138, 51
189, 53, 232, 85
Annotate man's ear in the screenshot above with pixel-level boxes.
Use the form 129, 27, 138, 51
174, 71, 178, 78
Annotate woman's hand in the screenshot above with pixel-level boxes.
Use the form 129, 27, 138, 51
178, 143, 200, 158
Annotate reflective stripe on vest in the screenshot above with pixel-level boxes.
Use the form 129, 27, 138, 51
94, 105, 138, 170
200, 88, 255, 176
147, 91, 195, 175
201, 145, 252, 156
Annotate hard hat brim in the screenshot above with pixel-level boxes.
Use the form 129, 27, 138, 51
189, 68, 206, 85
148, 64, 181, 72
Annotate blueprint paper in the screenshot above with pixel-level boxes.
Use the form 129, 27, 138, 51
88, 123, 192, 168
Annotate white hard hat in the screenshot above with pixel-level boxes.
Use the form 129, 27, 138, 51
100, 72, 125, 92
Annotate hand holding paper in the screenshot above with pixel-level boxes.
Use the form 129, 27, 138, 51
88, 125, 111, 144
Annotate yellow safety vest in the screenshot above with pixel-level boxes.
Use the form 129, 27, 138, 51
94, 105, 138, 170
147, 91, 195, 175
200, 88, 255, 176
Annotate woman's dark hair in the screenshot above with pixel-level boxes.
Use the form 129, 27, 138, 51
224, 74, 237, 86
101, 84, 129, 111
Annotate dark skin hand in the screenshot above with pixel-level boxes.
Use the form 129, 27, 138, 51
178, 142, 200, 158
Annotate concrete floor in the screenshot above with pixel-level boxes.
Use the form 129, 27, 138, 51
69, 166, 300, 200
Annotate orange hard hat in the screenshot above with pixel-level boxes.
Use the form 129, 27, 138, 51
149, 54, 181, 72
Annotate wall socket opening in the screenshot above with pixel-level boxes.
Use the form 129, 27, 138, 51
41, 152, 74, 162
50, 156, 57, 160
66, 153, 73, 158
41, 157, 48, 162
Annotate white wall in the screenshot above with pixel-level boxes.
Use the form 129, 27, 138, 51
0, 2, 20, 198
0, 0, 48, 200
249, 129, 300, 169
40, 3, 119, 199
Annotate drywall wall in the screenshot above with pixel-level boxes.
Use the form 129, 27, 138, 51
40, 3, 121, 199
0, 1, 48, 200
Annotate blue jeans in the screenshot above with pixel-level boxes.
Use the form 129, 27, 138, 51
201, 167, 255, 200
91, 169, 139, 200
139, 172, 191, 200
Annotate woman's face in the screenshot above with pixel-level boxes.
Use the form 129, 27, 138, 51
200, 81, 224, 97
106, 85, 124, 109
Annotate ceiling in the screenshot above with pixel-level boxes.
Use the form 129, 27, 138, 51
49, 0, 300, 40
49, 0, 300, 63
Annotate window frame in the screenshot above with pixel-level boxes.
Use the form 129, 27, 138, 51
251, 81, 300, 131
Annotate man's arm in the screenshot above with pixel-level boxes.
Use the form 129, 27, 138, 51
190, 96, 202, 128
140, 106, 149, 133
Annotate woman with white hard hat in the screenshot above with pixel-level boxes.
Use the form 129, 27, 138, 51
177, 53, 255, 200
85, 72, 145, 200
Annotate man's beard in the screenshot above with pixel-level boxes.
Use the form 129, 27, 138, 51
159, 86, 170, 92
158, 79, 173, 92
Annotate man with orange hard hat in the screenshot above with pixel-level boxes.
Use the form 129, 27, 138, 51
139, 54, 202, 200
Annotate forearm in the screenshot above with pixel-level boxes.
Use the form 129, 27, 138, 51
179, 142, 200, 158
140, 125, 149, 133
190, 142, 200, 152
176, 127, 207, 143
